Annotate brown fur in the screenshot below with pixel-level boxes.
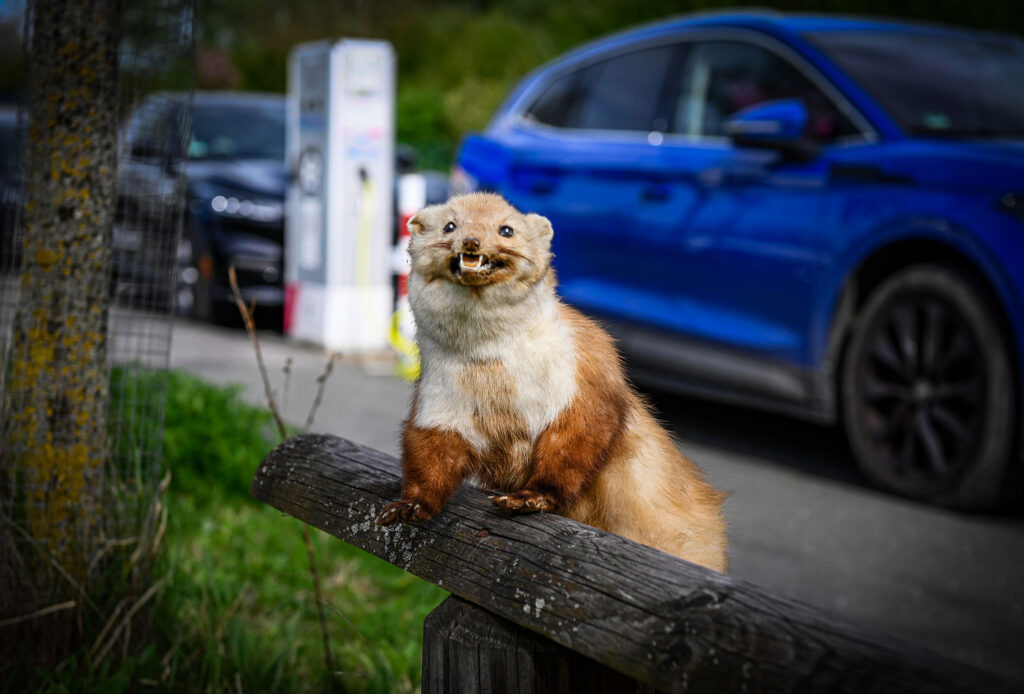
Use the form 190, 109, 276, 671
379, 397, 476, 524
379, 193, 728, 572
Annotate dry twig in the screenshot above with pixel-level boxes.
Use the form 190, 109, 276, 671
282, 356, 293, 412
323, 598, 397, 688
0, 514, 103, 618
227, 265, 338, 690
0, 600, 76, 629
303, 353, 339, 433
227, 267, 288, 436
92, 577, 166, 664
90, 597, 129, 657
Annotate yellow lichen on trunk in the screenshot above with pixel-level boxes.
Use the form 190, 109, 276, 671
2, 0, 118, 583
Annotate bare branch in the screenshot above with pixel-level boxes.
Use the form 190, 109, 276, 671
0, 600, 77, 629
303, 353, 339, 434
227, 265, 337, 690
227, 266, 288, 438
93, 577, 166, 663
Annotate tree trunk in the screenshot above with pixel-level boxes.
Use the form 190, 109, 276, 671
2, 0, 119, 602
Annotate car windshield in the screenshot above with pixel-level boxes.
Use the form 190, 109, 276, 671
807, 29, 1024, 139
189, 100, 285, 161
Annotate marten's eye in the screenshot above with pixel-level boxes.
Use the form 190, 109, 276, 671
443, 221, 457, 233
498, 225, 514, 238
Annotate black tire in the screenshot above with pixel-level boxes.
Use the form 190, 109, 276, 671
841, 264, 1016, 510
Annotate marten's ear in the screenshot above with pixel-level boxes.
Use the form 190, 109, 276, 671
526, 214, 553, 243
407, 204, 444, 235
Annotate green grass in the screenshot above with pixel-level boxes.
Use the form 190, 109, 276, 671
156, 370, 448, 693
34, 370, 447, 693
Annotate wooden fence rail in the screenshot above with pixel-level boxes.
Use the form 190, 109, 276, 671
251, 433, 1020, 693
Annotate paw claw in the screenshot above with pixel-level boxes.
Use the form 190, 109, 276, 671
490, 489, 555, 514
378, 499, 433, 525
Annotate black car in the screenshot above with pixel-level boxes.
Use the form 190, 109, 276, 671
119, 91, 287, 324
0, 106, 22, 270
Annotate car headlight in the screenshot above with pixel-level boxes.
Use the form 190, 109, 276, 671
209, 194, 284, 223
192, 182, 284, 223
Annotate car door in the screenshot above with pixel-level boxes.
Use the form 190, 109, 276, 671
501, 41, 712, 325
668, 35, 869, 369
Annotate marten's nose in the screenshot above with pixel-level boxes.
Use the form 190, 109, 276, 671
462, 237, 481, 252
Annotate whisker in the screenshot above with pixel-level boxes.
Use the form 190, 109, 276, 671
495, 246, 531, 261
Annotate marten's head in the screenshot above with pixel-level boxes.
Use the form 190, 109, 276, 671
407, 193, 553, 288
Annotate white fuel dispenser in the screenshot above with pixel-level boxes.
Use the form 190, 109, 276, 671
285, 39, 395, 351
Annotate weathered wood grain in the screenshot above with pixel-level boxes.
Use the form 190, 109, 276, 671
252, 433, 1021, 694
423, 596, 654, 694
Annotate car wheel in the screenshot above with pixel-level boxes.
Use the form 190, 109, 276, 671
841, 264, 1016, 510
176, 231, 212, 321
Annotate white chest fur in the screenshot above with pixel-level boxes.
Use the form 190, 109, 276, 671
410, 274, 578, 452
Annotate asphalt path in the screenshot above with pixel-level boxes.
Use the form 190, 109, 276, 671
169, 318, 1024, 682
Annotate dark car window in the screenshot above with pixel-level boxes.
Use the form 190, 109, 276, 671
125, 100, 182, 159
190, 100, 285, 161
807, 30, 1024, 139
672, 40, 858, 142
524, 43, 677, 132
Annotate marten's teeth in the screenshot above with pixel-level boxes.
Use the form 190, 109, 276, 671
460, 253, 483, 270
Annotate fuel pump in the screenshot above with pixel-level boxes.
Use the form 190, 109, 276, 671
285, 39, 395, 351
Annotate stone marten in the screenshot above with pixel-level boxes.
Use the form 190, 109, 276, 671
379, 193, 728, 572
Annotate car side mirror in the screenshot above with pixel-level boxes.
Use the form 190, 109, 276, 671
724, 99, 818, 162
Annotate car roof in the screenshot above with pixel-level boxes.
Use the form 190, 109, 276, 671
191, 91, 284, 107
574, 10, 1006, 52
140, 91, 284, 108
496, 10, 1014, 140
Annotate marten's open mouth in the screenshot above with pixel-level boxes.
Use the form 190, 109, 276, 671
451, 253, 505, 276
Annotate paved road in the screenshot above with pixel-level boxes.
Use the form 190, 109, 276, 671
169, 318, 1024, 681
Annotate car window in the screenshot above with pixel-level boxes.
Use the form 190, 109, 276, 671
524, 43, 677, 132
189, 101, 285, 161
672, 40, 858, 142
125, 100, 182, 158
808, 30, 1024, 139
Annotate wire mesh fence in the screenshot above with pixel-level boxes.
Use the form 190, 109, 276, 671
0, 0, 194, 670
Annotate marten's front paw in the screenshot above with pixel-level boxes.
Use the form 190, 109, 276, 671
489, 489, 556, 513
378, 499, 434, 525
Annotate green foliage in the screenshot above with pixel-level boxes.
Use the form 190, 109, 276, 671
161, 369, 278, 505
396, 84, 454, 170
30, 647, 161, 694
163, 372, 448, 690
152, 371, 447, 692
191, 0, 1023, 172
29, 370, 445, 692
155, 496, 445, 692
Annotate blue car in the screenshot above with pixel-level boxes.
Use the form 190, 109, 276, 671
455, 12, 1024, 509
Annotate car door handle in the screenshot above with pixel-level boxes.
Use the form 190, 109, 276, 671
642, 183, 671, 201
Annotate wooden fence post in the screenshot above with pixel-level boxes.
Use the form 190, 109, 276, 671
251, 433, 1024, 694
423, 596, 653, 694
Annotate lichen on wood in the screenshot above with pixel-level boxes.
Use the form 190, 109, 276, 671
2, 0, 119, 584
